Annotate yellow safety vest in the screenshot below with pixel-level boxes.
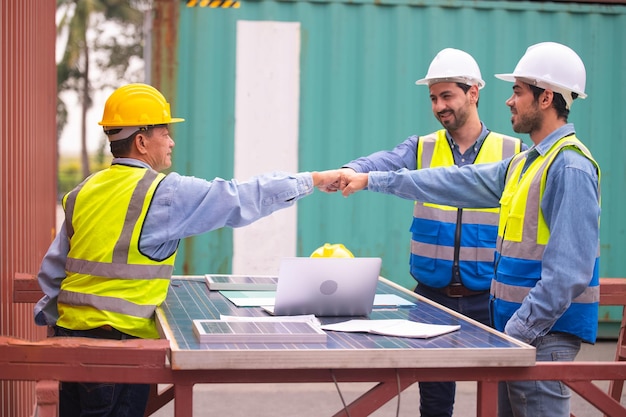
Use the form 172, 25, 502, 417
411, 129, 522, 290
493, 135, 600, 342
57, 164, 176, 339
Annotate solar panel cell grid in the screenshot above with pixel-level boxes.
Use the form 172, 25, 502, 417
161, 278, 519, 351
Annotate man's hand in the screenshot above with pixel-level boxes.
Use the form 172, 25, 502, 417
340, 171, 368, 197
312, 168, 369, 197
311, 170, 342, 191
315, 168, 354, 193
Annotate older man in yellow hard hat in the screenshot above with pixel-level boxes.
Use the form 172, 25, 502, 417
34, 83, 341, 417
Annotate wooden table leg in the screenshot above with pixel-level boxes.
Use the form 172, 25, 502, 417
476, 380, 498, 417
174, 383, 194, 417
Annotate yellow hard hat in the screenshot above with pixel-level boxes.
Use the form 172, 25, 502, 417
98, 83, 185, 128
310, 243, 354, 258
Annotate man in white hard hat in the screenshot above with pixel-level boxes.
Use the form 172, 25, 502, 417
337, 42, 600, 417
321, 48, 525, 417
34, 83, 341, 417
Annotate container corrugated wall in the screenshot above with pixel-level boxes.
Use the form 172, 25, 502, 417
0, 1, 57, 415
162, 0, 625, 275
157, 0, 626, 333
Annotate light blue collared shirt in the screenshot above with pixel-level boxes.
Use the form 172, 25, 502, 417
35, 158, 315, 326
367, 124, 600, 343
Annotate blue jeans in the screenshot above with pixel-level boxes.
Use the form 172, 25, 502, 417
498, 332, 582, 417
54, 326, 150, 417
415, 285, 491, 417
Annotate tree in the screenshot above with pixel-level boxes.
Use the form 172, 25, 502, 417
56, 0, 148, 178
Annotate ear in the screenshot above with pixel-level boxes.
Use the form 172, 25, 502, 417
469, 85, 479, 104
541, 90, 554, 109
135, 133, 149, 155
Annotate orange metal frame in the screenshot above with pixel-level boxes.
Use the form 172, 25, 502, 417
6, 275, 626, 417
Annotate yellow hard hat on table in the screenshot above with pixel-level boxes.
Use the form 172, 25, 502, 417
310, 243, 354, 258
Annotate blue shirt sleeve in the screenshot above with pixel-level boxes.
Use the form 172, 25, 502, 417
34, 226, 69, 325
367, 160, 511, 209
343, 135, 419, 172
139, 171, 315, 258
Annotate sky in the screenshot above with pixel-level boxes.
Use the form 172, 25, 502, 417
58, 89, 113, 157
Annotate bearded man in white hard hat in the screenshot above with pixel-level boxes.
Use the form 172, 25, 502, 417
490, 42, 599, 417
336, 42, 600, 417
321, 48, 526, 417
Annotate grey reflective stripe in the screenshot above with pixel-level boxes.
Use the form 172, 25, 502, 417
504, 152, 526, 183
501, 135, 519, 158
419, 134, 437, 169
113, 170, 159, 263
575, 286, 600, 303
64, 179, 91, 239
496, 236, 545, 260
413, 204, 498, 225
411, 241, 495, 263
65, 257, 173, 279
491, 280, 599, 304
58, 290, 156, 318
413, 204, 456, 222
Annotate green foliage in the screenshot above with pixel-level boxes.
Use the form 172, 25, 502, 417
57, 154, 112, 200
56, 0, 147, 178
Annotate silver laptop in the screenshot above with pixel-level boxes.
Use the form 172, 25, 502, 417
270, 257, 382, 317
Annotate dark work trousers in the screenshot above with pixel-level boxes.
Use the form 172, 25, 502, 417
53, 325, 151, 417
414, 284, 491, 417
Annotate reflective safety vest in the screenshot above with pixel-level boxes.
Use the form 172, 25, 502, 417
492, 135, 600, 343
411, 130, 522, 290
57, 164, 176, 339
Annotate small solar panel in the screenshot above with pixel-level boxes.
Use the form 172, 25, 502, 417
205, 274, 278, 291
192, 319, 327, 344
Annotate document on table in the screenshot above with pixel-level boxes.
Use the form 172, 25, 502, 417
320, 319, 460, 339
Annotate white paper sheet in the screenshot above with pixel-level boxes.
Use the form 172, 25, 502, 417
320, 319, 460, 339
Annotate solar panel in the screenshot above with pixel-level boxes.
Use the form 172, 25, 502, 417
192, 319, 327, 344
205, 274, 278, 291
161, 278, 528, 352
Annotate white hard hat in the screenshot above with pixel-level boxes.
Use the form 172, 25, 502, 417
415, 48, 485, 89
495, 42, 587, 109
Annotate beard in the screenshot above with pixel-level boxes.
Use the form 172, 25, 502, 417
436, 106, 470, 132
511, 102, 543, 134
